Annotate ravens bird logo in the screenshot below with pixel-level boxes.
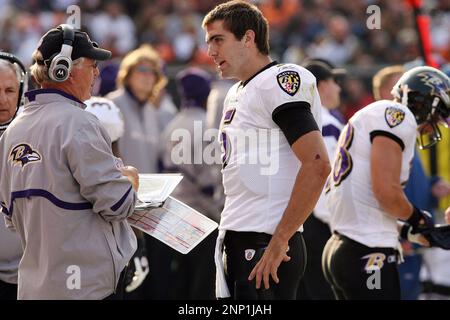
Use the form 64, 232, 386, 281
9, 143, 42, 167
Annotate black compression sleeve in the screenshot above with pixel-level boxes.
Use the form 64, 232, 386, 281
370, 130, 405, 151
272, 101, 319, 146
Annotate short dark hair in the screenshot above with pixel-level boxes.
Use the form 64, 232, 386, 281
202, 0, 270, 55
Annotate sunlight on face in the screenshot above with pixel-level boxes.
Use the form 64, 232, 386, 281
0, 67, 20, 124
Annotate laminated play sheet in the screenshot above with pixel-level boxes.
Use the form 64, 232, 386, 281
135, 173, 183, 208
128, 196, 218, 254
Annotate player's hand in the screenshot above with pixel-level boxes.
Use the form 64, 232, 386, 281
412, 233, 430, 247
404, 224, 430, 247
248, 237, 291, 290
121, 165, 139, 191
407, 206, 433, 233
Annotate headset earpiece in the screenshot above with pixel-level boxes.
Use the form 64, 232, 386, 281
0, 51, 27, 130
48, 24, 75, 82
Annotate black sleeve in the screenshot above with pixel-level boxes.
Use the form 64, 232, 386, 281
370, 130, 405, 151
272, 101, 319, 146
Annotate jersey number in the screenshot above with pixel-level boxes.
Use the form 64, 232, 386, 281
220, 131, 231, 169
331, 123, 354, 187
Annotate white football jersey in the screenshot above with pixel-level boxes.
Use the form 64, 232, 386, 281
314, 106, 345, 224
219, 62, 322, 234
326, 100, 417, 248
85, 96, 124, 142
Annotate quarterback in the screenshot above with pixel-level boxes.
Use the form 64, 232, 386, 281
203, 0, 330, 300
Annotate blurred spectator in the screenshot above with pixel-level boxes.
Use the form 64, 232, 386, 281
0, 0, 448, 69
88, 0, 137, 57
153, 87, 178, 129
108, 44, 166, 173
161, 67, 218, 220
306, 15, 359, 66
107, 44, 174, 299
260, 0, 301, 57
160, 67, 217, 299
165, 0, 205, 63
4, 12, 42, 64
341, 76, 374, 120
94, 59, 120, 96
260, 0, 300, 31
205, 77, 234, 215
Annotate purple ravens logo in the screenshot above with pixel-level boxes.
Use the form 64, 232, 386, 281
9, 143, 42, 167
418, 72, 447, 95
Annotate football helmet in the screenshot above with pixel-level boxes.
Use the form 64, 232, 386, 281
391, 66, 450, 149
85, 96, 124, 142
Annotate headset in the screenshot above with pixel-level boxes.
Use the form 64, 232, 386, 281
47, 24, 75, 82
0, 51, 27, 130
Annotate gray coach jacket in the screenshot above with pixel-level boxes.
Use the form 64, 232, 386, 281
0, 89, 137, 299
0, 128, 22, 285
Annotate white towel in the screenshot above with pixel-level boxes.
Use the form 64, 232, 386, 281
214, 229, 231, 298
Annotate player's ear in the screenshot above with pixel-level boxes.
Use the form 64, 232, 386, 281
243, 30, 255, 46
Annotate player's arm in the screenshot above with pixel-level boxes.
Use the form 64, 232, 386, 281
371, 135, 412, 219
249, 102, 330, 290
371, 134, 432, 232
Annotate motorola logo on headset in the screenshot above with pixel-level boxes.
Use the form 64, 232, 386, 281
47, 24, 75, 82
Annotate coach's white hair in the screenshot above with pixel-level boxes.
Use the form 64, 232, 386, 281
30, 50, 85, 85
0, 59, 22, 84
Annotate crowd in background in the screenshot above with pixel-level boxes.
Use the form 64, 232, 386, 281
1, 0, 450, 118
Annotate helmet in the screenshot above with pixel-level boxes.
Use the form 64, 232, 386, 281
85, 97, 124, 142
391, 66, 450, 149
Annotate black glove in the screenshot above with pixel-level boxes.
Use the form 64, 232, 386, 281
419, 225, 450, 250
406, 206, 434, 233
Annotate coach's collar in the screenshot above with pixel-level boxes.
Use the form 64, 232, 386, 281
24, 89, 86, 109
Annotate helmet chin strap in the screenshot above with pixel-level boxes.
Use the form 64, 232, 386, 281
430, 96, 440, 120
401, 84, 409, 107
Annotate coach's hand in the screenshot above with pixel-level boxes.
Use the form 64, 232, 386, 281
248, 237, 291, 290
121, 165, 139, 191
